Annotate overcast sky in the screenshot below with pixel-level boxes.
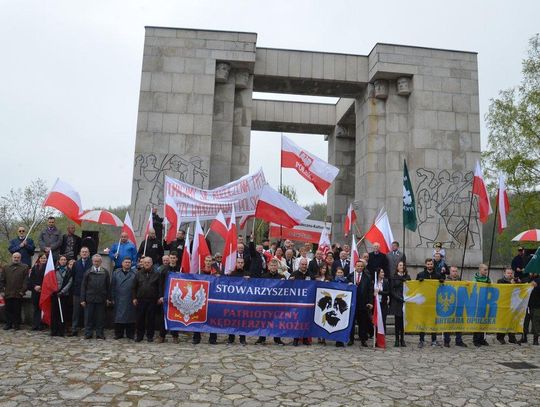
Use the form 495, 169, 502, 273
1, 0, 538, 209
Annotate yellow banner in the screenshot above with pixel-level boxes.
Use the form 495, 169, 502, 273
404, 280, 532, 333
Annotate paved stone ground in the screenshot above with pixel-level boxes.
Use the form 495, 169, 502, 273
1, 330, 540, 406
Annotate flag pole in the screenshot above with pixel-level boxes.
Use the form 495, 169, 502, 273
487, 199, 499, 277
58, 296, 64, 324
460, 177, 475, 279
114, 237, 121, 258
279, 133, 283, 240
143, 235, 148, 257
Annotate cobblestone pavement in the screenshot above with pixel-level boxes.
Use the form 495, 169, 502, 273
1, 330, 540, 406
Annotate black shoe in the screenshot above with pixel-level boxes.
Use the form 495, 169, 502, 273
209, 339, 217, 345
347, 340, 354, 346
192, 338, 200, 345
127, 336, 135, 340
519, 337, 528, 344
147, 337, 154, 343
135, 337, 143, 343
274, 338, 285, 346
497, 338, 506, 345
293, 339, 299, 347
400, 339, 407, 347
336, 342, 345, 347
481, 340, 489, 346
3, 324, 12, 330
114, 336, 123, 340
31, 327, 39, 331
96, 335, 106, 340
455, 342, 467, 347
444, 342, 450, 348
533, 340, 539, 346
227, 338, 234, 344
85, 335, 92, 340
70, 331, 78, 337
473, 342, 481, 347
302, 338, 310, 346
240, 340, 247, 346
361, 341, 368, 347
255, 338, 265, 345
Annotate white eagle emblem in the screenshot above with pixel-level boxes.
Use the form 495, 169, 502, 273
170, 283, 207, 323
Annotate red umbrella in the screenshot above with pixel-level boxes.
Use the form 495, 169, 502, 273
79, 210, 123, 227
511, 229, 540, 242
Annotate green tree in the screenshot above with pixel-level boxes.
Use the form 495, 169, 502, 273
303, 202, 327, 221
278, 185, 298, 203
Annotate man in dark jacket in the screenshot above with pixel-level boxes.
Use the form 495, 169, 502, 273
0, 253, 29, 330
60, 224, 82, 261
138, 230, 164, 267
496, 268, 518, 345
158, 252, 180, 343
255, 259, 285, 345
70, 247, 92, 336
307, 250, 324, 278
165, 230, 186, 259
443, 266, 467, 347
529, 274, 540, 345
38, 216, 62, 259
111, 257, 137, 340
511, 247, 530, 282
8, 226, 35, 266
248, 237, 266, 278
80, 254, 110, 339
367, 242, 389, 279
332, 250, 350, 277
236, 243, 250, 272
226, 258, 248, 345
417, 258, 445, 348
132, 256, 161, 342
347, 259, 373, 347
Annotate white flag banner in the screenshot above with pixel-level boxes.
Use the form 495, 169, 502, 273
164, 169, 267, 222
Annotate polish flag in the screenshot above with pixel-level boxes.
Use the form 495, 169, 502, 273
144, 209, 153, 238
351, 234, 360, 282
364, 210, 395, 254
39, 251, 57, 326
43, 178, 83, 224
472, 161, 493, 224
281, 135, 339, 195
122, 212, 137, 245
373, 272, 386, 348
223, 205, 238, 275
318, 226, 331, 256
497, 173, 510, 234
239, 214, 253, 230
180, 226, 191, 273
344, 203, 357, 236
190, 217, 211, 274
164, 196, 181, 244
255, 185, 310, 228
209, 210, 228, 240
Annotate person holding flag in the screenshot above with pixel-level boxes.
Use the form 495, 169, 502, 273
347, 259, 373, 347
48, 254, 73, 337
389, 261, 410, 347
28, 252, 47, 330
109, 232, 138, 270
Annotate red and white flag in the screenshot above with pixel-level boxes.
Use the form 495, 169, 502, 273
364, 210, 395, 254
122, 212, 137, 245
144, 208, 154, 238
239, 214, 253, 230
39, 251, 57, 326
180, 226, 191, 273
281, 135, 339, 195
351, 234, 360, 282
223, 205, 238, 275
43, 178, 83, 224
472, 161, 492, 224
255, 185, 310, 228
164, 196, 181, 244
373, 272, 386, 348
209, 210, 228, 240
497, 173, 510, 234
190, 217, 211, 274
318, 226, 331, 256
344, 203, 357, 236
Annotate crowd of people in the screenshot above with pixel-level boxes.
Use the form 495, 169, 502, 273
1, 216, 540, 349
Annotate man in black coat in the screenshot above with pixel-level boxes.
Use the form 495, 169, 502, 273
332, 250, 350, 277
80, 254, 110, 339
70, 247, 92, 336
132, 257, 161, 342
60, 224, 82, 261
248, 237, 266, 278
236, 243, 250, 272
347, 259, 373, 346
225, 258, 248, 345
367, 242, 389, 280
138, 230, 164, 267
417, 258, 445, 348
165, 230, 186, 260
152, 208, 164, 243
255, 259, 286, 345
307, 250, 324, 278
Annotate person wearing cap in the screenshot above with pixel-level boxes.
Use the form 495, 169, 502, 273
511, 247, 530, 282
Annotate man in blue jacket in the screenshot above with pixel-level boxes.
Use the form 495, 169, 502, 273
8, 226, 35, 267
70, 247, 92, 336
109, 232, 138, 270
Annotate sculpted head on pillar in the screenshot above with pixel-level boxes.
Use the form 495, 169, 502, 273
215, 62, 231, 83
397, 77, 411, 96
373, 80, 389, 100
235, 70, 250, 89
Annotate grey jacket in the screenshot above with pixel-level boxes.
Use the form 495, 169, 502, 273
39, 227, 62, 254
80, 267, 110, 303
110, 268, 136, 323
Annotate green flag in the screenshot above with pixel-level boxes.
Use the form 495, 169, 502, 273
524, 247, 540, 275
403, 159, 417, 232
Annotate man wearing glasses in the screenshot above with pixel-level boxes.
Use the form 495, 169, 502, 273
8, 226, 36, 267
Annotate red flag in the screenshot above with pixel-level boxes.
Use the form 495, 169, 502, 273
122, 212, 137, 245
373, 272, 386, 348
281, 135, 339, 195
255, 185, 310, 228
39, 251, 57, 326
223, 206, 238, 275
318, 227, 331, 257
43, 178, 83, 224
180, 226, 191, 273
344, 203, 357, 236
472, 161, 493, 224
239, 214, 253, 229
351, 234, 360, 282
364, 210, 395, 254
164, 196, 181, 244
209, 210, 228, 240
497, 174, 510, 234
190, 218, 211, 273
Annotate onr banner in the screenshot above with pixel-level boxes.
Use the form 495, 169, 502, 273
268, 219, 332, 243
404, 280, 532, 333
164, 169, 267, 221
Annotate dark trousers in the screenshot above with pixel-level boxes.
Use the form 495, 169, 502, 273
84, 302, 106, 337
350, 308, 370, 342
496, 333, 516, 342
473, 332, 485, 344
159, 309, 178, 339
4, 298, 22, 328
51, 294, 68, 336
115, 323, 135, 339
419, 333, 437, 342
31, 291, 42, 329
394, 315, 404, 341
444, 332, 463, 344
193, 332, 217, 343
72, 295, 83, 331
228, 334, 246, 343
136, 300, 157, 340
258, 336, 282, 343
523, 308, 531, 338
